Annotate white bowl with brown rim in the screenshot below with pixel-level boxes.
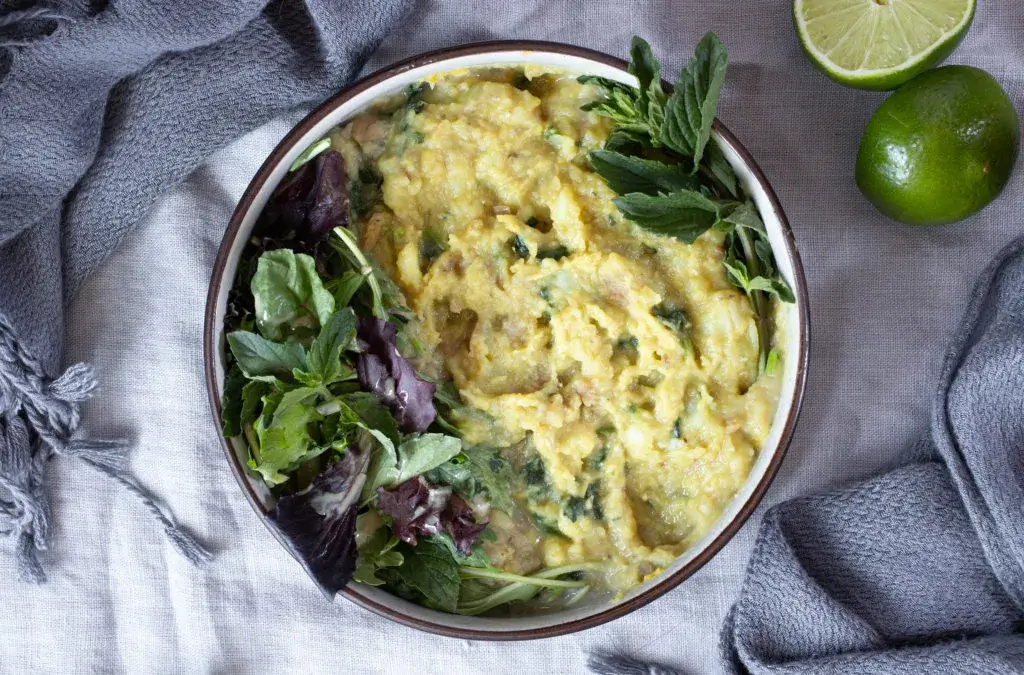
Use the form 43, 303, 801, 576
204, 41, 810, 640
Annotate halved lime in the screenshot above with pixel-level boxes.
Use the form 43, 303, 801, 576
794, 0, 975, 90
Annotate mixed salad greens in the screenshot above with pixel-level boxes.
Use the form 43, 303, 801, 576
220, 33, 792, 615
222, 137, 596, 616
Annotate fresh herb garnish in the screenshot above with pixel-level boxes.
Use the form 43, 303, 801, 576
353, 517, 403, 586
611, 190, 722, 243
383, 538, 462, 612
226, 330, 307, 382
580, 34, 794, 376
588, 149, 698, 195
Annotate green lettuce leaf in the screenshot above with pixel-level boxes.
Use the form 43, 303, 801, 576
251, 249, 335, 341
226, 331, 307, 381
300, 307, 357, 386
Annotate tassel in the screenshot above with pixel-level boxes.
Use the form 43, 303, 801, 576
587, 653, 685, 675
0, 312, 213, 581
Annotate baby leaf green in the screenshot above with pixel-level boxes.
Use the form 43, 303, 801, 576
394, 434, 463, 485
303, 307, 357, 385
427, 445, 517, 515
253, 387, 323, 485
327, 270, 366, 309
226, 330, 307, 381
221, 365, 246, 437
251, 249, 335, 341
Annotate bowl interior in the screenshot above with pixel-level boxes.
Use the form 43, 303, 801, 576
207, 44, 808, 638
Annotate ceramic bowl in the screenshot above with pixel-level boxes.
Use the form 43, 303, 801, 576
204, 41, 810, 640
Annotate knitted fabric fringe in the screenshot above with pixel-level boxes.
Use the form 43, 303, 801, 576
0, 313, 211, 582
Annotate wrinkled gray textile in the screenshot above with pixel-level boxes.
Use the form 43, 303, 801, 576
0, 0, 411, 580
718, 237, 1024, 674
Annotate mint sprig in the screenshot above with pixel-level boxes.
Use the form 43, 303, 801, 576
579, 34, 794, 379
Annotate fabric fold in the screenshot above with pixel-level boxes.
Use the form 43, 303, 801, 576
0, 0, 413, 581
719, 236, 1024, 673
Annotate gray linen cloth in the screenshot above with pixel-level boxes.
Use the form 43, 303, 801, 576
0, 0, 411, 580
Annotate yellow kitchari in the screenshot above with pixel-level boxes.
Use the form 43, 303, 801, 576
332, 68, 783, 593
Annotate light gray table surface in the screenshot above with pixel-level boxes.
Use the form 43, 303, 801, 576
3, 1, 1022, 672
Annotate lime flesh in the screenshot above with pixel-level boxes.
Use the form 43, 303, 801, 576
856, 65, 1020, 225
795, 0, 975, 90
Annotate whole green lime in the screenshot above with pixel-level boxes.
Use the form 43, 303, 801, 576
856, 65, 1020, 225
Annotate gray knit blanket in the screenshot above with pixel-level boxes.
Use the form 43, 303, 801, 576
0, 0, 411, 581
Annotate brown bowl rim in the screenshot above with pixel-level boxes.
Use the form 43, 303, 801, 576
204, 39, 810, 641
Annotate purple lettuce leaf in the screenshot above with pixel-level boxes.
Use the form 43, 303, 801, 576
356, 317, 437, 433
442, 495, 488, 556
271, 449, 368, 595
255, 150, 349, 252
377, 476, 486, 555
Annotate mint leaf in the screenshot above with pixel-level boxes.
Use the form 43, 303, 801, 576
721, 212, 795, 376
628, 36, 667, 135
578, 75, 650, 135
304, 308, 357, 385
251, 249, 335, 341
705, 140, 739, 198
589, 149, 698, 195
747, 276, 796, 302
721, 203, 795, 304
722, 200, 765, 232
387, 538, 461, 612
227, 330, 307, 381
660, 32, 728, 171
603, 128, 649, 155
612, 190, 721, 243
723, 256, 792, 302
